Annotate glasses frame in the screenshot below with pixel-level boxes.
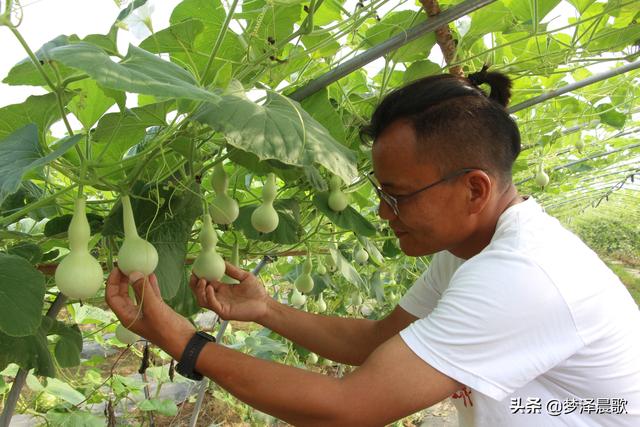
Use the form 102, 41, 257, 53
366, 168, 481, 216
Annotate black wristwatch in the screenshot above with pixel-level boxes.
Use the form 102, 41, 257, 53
175, 331, 216, 381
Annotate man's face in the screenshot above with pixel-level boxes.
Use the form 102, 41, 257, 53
371, 120, 469, 256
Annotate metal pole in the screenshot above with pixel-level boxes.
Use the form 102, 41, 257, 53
288, 0, 496, 101
508, 59, 640, 113
189, 256, 275, 427
0, 294, 67, 427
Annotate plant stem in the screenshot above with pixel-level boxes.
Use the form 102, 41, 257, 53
201, 0, 240, 85
0, 184, 77, 227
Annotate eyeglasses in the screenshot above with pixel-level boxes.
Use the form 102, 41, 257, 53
366, 168, 480, 216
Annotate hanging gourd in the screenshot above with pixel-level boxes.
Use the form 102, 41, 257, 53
210, 164, 239, 225
192, 214, 226, 281
290, 288, 306, 307
535, 163, 550, 188
251, 173, 279, 233
222, 240, 240, 284
327, 175, 348, 212
316, 292, 327, 313
354, 245, 369, 264
316, 258, 327, 276
55, 197, 104, 299
324, 253, 337, 273
295, 255, 314, 293
117, 195, 158, 276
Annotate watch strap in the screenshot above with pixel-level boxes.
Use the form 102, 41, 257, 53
176, 331, 215, 381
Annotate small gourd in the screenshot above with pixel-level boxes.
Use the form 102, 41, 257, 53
221, 240, 240, 284
210, 164, 239, 225
327, 176, 348, 212
535, 164, 550, 188
324, 254, 337, 273
251, 173, 279, 233
55, 197, 104, 299
117, 195, 158, 276
354, 245, 369, 264
192, 214, 226, 281
295, 256, 314, 293
115, 323, 139, 345
316, 261, 327, 276
316, 293, 327, 312
306, 353, 319, 364
290, 288, 306, 307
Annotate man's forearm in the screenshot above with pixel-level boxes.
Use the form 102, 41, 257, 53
257, 298, 385, 365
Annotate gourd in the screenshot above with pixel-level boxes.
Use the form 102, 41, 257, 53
117, 195, 158, 276
221, 240, 240, 284
192, 214, 226, 281
535, 164, 550, 188
324, 254, 337, 273
306, 353, 319, 364
115, 323, 139, 345
251, 173, 279, 233
327, 176, 348, 212
294, 256, 314, 293
316, 293, 327, 312
290, 288, 306, 307
316, 261, 327, 276
354, 245, 369, 264
55, 197, 104, 299
210, 164, 239, 225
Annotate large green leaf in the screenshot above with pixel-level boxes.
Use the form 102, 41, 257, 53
139, 18, 204, 55
462, 2, 515, 47
0, 254, 45, 337
0, 125, 82, 204
44, 378, 86, 405
67, 79, 116, 129
300, 88, 346, 143
49, 321, 83, 368
194, 90, 357, 182
2, 35, 80, 87
364, 11, 437, 62
0, 317, 55, 377
329, 246, 364, 288
312, 193, 376, 237
139, 398, 179, 416
0, 93, 67, 141
47, 43, 220, 103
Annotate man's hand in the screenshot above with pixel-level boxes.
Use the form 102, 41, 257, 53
105, 268, 195, 359
190, 262, 270, 323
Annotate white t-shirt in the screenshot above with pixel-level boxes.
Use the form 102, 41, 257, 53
399, 197, 640, 427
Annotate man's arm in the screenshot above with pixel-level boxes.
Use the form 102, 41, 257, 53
191, 264, 418, 365
258, 298, 417, 365
193, 334, 461, 426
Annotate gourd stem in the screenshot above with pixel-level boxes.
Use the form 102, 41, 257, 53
121, 196, 139, 238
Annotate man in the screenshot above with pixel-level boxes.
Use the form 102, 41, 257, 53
106, 72, 640, 426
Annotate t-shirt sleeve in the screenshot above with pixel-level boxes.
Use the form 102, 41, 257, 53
399, 252, 454, 318
399, 250, 585, 401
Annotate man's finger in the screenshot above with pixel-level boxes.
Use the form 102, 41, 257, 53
224, 262, 251, 281
193, 278, 208, 308
205, 284, 224, 316
148, 274, 161, 298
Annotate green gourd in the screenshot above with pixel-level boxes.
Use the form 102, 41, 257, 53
55, 197, 104, 299
316, 261, 327, 276
354, 245, 369, 264
535, 164, 550, 188
327, 176, 348, 212
324, 253, 337, 273
192, 214, 226, 281
295, 256, 314, 293
210, 164, 239, 225
306, 353, 319, 364
316, 292, 327, 312
222, 240, 240, 284
117, 195, 158, 276
251, 173, 279, 233
115, 323, 139, 345
290, 288, 306, 307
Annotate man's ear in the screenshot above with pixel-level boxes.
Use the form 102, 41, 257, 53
464, 170, 492, 215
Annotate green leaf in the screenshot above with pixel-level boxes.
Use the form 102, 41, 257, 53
312, 193, 376, 237
365, 11, 437, 62
567, 0, 596, 13
2, 35, 80, 87
462, 2, 515, 47
139, 398, 179, 416
0, 254, 45, 337
67, 79, 116, 129
0, 93, 67, 141
382, 239, 401, 258
403, 60, 441, 84
44, 378, 86, 405
0, 317, 55, 377
46, 411, 105, 427
139, 18, 204, 55
194, 90, 357, 183
358, 236, 384, 266
312, 0, 343, 26
47, 43, 220, 103
7, 242, 43, 264
596, 104, 626, 129
301, 29, 341, 59
588, 24, 640, 52
300, 88, 346, 143
0, 125, 82, 204
329, 246, 364, 288
50, 321, 82, 368
44, 212, 104, 237
503, 0, 561, 25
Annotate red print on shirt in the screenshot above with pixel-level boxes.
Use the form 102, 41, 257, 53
451, 386, 473, 407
